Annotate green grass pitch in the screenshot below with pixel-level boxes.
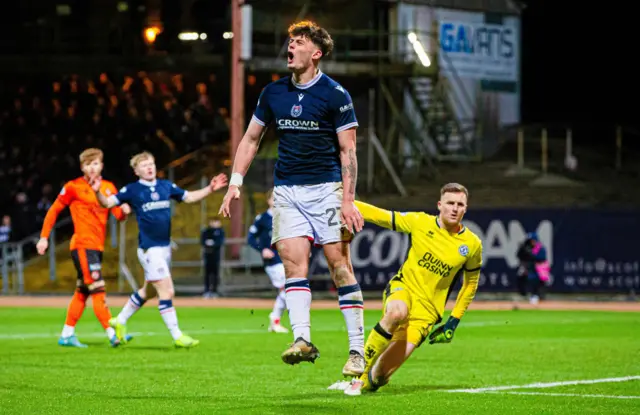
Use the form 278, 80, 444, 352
0, 307, 638, 414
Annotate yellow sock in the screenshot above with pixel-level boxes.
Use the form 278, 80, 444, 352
361, 322, 393, 382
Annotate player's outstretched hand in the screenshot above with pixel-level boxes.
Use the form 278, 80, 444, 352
88, 176, 102, 192
219, 186, 241, 218
210, 173, 228, 192
121, 203, 132, 215
262, 248, 275, 259
429, 316, 460, 344
36, 237, 48, 255
340, 201, 364, 234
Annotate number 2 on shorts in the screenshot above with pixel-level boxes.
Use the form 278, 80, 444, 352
326, 207, 340, 227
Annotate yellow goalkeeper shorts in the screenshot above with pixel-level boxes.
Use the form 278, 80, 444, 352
382, 273, 438, 347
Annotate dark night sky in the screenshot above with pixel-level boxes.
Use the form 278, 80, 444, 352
520, 2, 632, 127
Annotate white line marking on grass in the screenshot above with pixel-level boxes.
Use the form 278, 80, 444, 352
447, 376, 640, 393
0, 318, 598, 341
487, 391, 640, 400
0, 328, 290, 340
0, 320, 515, 341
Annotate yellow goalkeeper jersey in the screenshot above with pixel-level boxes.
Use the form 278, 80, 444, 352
355, 201, 483, 320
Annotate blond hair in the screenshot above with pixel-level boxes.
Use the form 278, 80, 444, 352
440, 182, 469, 199
130, 151, 154, 169
288, 20, 334, 58
79, 148, 103, 165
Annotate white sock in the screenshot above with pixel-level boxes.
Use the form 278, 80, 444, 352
117, 292, 146, 325
284, 278, 311, 342
61, 324, 75, 338
159, 299, 183, 340
106, 327, 116, 339
270, 291, 287, 323
338, 283, 365, 356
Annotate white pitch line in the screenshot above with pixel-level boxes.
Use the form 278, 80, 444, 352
0, 327, 340, 340
0, 318, 596, 341
487, 391, 640, 400
447, 376, 640, 393
0, 328, 263, 340
0, 321, 507, 341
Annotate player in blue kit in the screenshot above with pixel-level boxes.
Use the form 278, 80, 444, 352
247, 189, 289, 334
219, 21, 366, 377
93, 151, 228, 348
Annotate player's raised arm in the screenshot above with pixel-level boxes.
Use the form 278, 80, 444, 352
183, 173, 228, 204
90, 177, 121, 209
354, 201, 421, 234
104, 183, 130, 220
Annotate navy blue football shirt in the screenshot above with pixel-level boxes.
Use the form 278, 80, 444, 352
247, 209, 282, 267
252, 71, 358, 186
111, 179, 187, 250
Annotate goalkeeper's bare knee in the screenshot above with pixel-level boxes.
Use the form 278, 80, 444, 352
381, 300, 408, 332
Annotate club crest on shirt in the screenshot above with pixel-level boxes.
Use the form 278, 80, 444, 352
290, 104, 303, 118
151, 192, 160, 201
458, 244, 469, 257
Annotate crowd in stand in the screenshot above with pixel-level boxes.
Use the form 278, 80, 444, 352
0, 71, 231, 244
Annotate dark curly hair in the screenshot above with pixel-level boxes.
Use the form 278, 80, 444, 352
288, 20, 334, 58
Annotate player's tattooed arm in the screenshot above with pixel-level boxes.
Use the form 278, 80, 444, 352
338, 128, 358, 201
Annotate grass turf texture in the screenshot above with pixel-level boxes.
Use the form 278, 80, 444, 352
0, 307, 638, 414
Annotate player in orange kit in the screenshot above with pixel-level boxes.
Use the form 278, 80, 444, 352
36, 148, 131, 348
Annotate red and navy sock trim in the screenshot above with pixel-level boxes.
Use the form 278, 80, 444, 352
284, 279, 311, 294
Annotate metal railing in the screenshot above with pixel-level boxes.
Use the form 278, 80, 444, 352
1, 217, 75, 294
116, 219, 274, 295
502, 124, 639, 179
1, 215, 113, 294
1, 242, 26, 294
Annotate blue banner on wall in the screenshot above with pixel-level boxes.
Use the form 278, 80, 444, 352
309, 209, 640, 293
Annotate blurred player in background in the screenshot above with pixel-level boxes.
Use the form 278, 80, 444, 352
335, 183, 483, 396
219, 20, 366, 377
36, 148, 131, 348
93, 151, 228, 348
201, 217, 225, 298
516, 232, 550, 304
247, 189, 288, 334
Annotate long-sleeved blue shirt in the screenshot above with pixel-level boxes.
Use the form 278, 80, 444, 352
247, 209, 281, 267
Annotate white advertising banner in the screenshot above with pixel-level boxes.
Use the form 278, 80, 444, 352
438, 19, 518, 82
396, 4, 521, 137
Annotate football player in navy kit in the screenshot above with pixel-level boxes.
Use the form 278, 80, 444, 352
94, 151, 228, 348
219, 21, 366, 377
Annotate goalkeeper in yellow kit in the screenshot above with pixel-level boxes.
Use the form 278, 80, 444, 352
342, 183, 483, 396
